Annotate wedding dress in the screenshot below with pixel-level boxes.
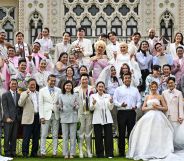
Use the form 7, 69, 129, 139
0, 156, 13, 161
127, 98, 174, 160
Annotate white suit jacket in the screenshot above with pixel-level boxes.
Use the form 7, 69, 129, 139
162, 89, 184, 122
39, 86, 61, 120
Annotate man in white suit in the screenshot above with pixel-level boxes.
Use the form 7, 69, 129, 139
39, 74, 61, 157
70, 27, 92, 68
162, 77, 184, 126
74, 73, 94, 158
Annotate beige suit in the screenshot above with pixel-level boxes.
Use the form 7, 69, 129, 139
162, 89, 184, 122
18, 91, 38, 124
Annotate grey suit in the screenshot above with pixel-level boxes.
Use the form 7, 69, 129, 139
2, 91, 21, 156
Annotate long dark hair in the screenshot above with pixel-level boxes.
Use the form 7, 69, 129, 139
62, 80, 74, 94
174, 32, 184, 45
120, 63, 131, 78
57, 52, 68, 62
110, 66, 119, 84
137, 40, 150, 54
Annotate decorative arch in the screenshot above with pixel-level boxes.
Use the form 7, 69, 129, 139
65, 17, 77, 36
29, 10, 43, 43
160, 10, 174, 42
111, 17, 122, 36
81, 17, 92, 36
96, 17, 107, 36
126, 16, 138, 36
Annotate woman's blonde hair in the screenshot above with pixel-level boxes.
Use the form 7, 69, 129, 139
94, 40, 106, 53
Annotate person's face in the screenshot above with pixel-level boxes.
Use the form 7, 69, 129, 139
9, 80, 18, 91
47, 77, 56, 88
96, 44, 105, 54
18, 62, 27, 73
148, 29, 155, 39
60, 54, 68, 64
167, 80, 175, 90
123, 75, 131, 86
39, 61, 47, 70
16, 34, 24, 43
121, 65, 129, 74
81, 76, 88, 86
132, 34, 140, 44
108, 34, 116, 43
163, 66, 171, 76
42, 29, 49, 37
80, 67, 87, 75
77, 30, 85, 38
0, 32, 6, 42
64, 83, 72, 93
63, 33, 71, 42
96, 83, 105, 95
28, 80, 36, 92
141, 42, 149, 51
33, 43, 40, 53
153, 69, 160, 77
150, 84, 158, 93
110, 66, 116, 77
8, 48, 15, 58
66, 68, 73, 77
155, 44, 163, 53
176, 48, 184, 58
120, 44, 128, 53
69, 55, 75, 63
175, 33, 182, 43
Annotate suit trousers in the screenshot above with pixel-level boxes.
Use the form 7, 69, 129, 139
22, 113, 40, 156
61, 123, 77, 156
4, 120, 19, 156
94, 124, 113, 158
117, 110, 136, 156
40, 113, 59, 155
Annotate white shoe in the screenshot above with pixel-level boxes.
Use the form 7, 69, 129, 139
79, 152, 84, 158
87, 152, 92, 158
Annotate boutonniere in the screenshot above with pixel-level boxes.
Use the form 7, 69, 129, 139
89, 90, 94, 96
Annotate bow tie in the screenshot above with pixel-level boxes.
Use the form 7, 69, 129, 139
169, 90, 174, 94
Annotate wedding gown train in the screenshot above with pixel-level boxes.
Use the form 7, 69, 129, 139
0, 156, 13, 161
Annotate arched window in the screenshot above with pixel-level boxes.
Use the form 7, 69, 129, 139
160, 11, 173, 43
29, 11, 43, 44
3, 21, 14, 44
65, 17, 77, 36
126, 17, 137, 36
81, 17, 92, 36
96, 17, 107, 36
111, 17, 122, 36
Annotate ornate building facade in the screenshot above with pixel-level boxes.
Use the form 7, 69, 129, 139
0, 0, 184, 44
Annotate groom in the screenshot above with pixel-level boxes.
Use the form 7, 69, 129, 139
162, 77, 184, 128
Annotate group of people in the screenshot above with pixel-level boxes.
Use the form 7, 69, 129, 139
0, 26, 184, 161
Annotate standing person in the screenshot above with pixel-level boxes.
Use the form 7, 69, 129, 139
106, 31, 120, 60
172, 46, 184, 86
167, 32, 184, 59
2, 79, 21, 157
128, 32, 141, 56
39, 74, 61, 157
54, 31, 71, 63
162, 77, 184, 149
59, 80, 79, 159
18, 78, 40, 157
136, 40, 153, 92
113, 73, 141, 157
74, 74, 94, 158
71, 27, 92, 68
127, 81, 173, 160
35, 27, 53, 57
14, 32, 31, 58
89, 40, 109, 81
90, 81, 114, 158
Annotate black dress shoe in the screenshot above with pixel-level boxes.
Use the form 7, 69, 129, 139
30, 154, 38, 157
11, 154, 16, 157
23, 153, 29, 158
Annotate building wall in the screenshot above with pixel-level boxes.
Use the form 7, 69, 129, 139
0, 0, 183, 44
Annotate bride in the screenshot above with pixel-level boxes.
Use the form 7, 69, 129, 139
127, 81, 174, 160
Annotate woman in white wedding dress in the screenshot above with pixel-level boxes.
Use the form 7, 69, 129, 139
127, 81, 174, 160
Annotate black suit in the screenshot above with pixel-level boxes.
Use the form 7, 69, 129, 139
2, 91, 21, 157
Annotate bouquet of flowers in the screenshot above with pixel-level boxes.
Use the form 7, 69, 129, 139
72, 43, 84, 58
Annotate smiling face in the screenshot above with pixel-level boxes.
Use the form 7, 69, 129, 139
0, 32, 6, 43
150, 83, 158, 94
64, 82, 73, 93
174, 33, 183, 43
120, 43, 128, 53
167, 79, 175, 90
96, 82, 105, 95
141, 41, 149, 51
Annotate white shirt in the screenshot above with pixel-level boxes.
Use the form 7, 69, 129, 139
30, 91, 39, 113
113, 85, 141, 110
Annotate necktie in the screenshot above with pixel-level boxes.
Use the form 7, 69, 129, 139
13, 92, 16, 105
50, 89, 55, 102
